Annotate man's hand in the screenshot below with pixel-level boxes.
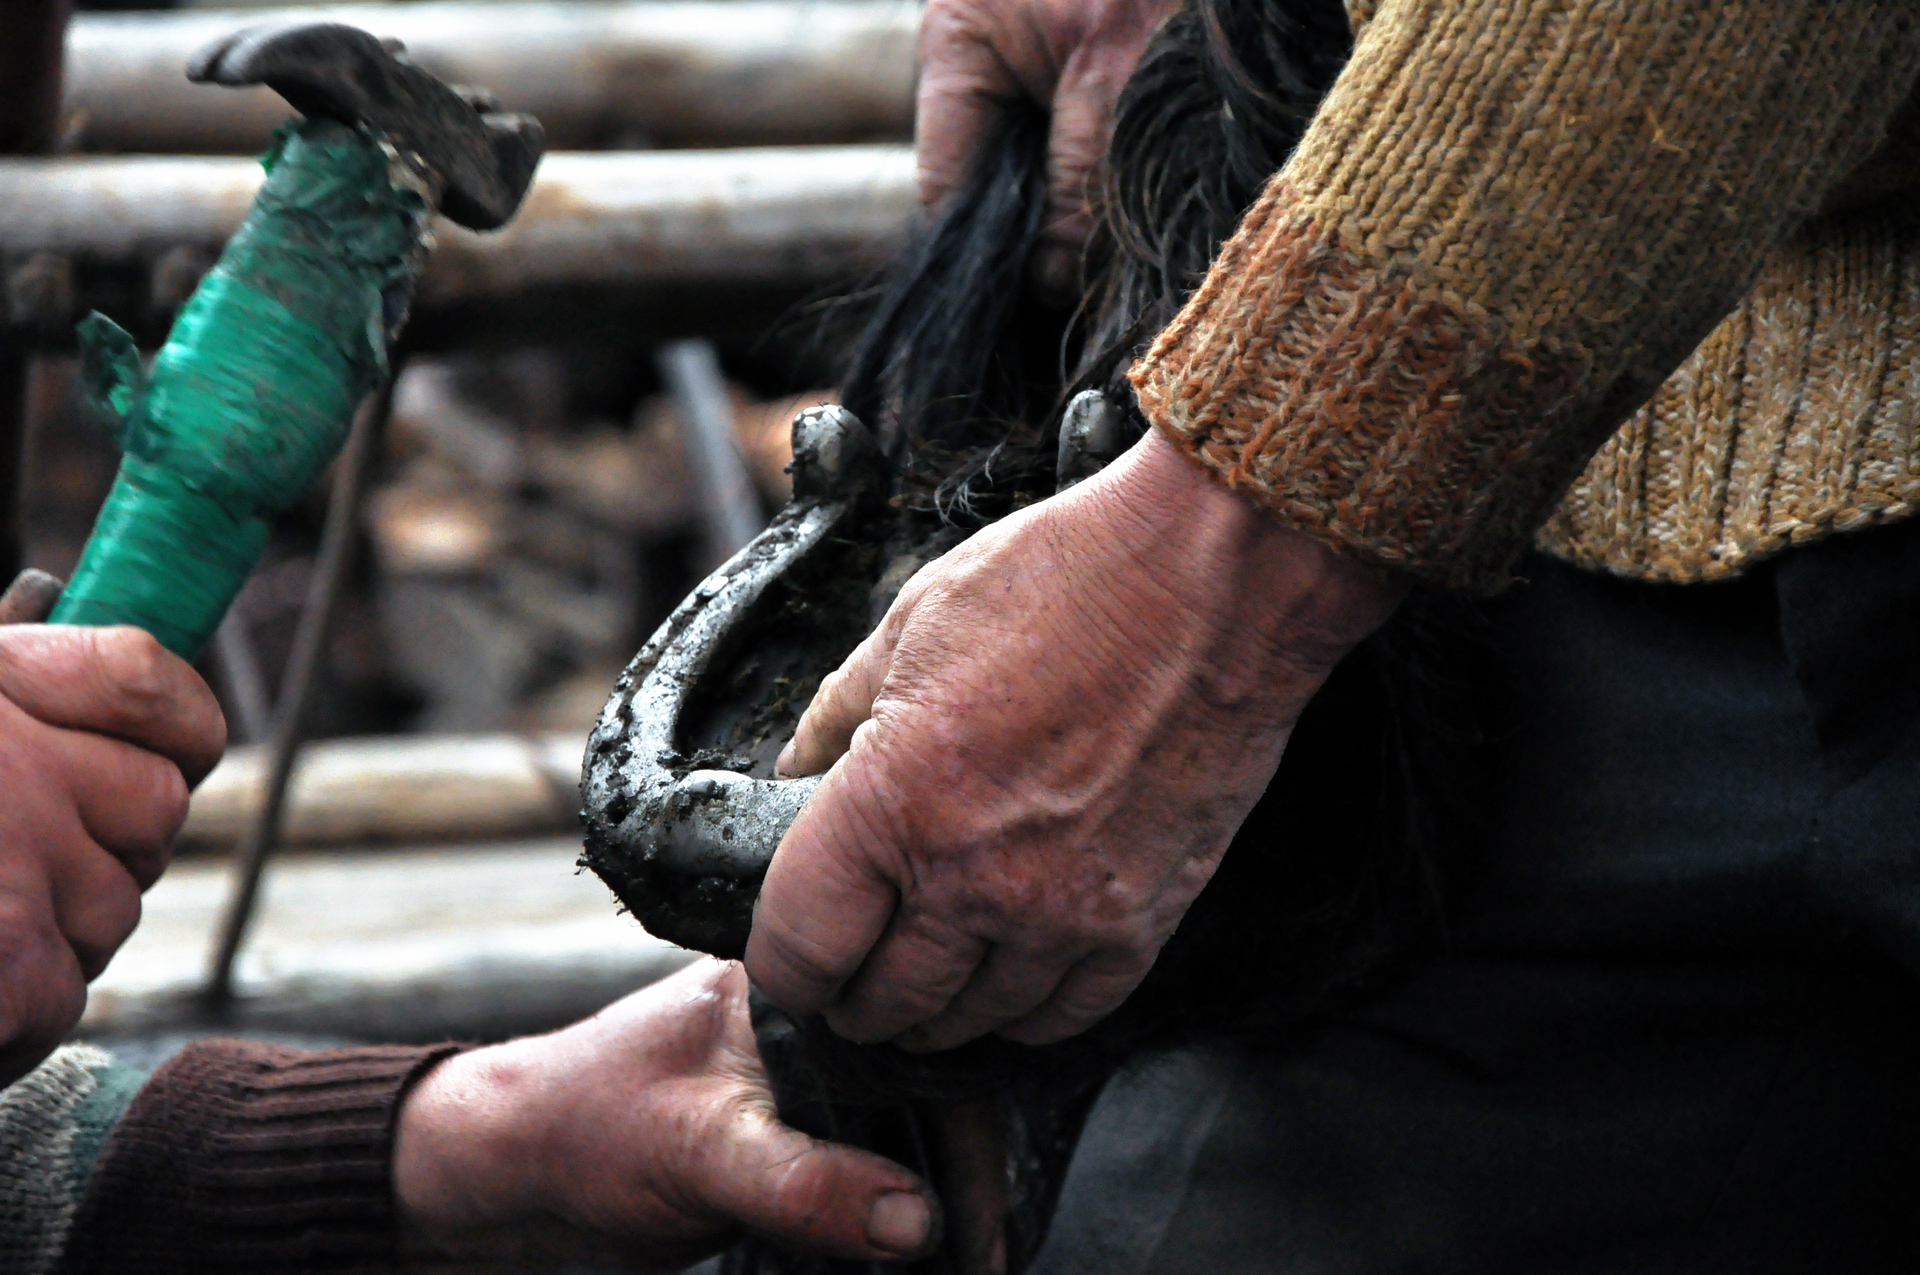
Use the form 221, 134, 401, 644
393, 959, 941, 1271
745, 432, 1403, 1052
917, 0, 1177, 300
0, 625, 226, 1085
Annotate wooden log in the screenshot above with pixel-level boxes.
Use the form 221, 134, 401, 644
0, 144, 916, 345
64, 1, 918, 155
81, 838, 699, 1044
181, 731, 588, 849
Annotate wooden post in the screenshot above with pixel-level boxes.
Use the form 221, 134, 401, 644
0, 358, 26, 581
0, 0, 72, 579
0, 0, 70, 155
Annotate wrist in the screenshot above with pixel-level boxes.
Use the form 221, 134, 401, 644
1080, 427, 1405, 666
392, 1045, 551, 1259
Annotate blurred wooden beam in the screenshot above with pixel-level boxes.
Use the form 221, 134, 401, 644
65, 1, 918, 154
81, 839, 699, 1044
180, 731, 586, 850
0, 144, 915, 349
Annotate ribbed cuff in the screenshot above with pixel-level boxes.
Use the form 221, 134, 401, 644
1129, 191, 1600, 593
57, 1040, 464, 1275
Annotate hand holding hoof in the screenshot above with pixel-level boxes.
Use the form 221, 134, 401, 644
750, 430, 1403, 1051
392, 959, 941, 1270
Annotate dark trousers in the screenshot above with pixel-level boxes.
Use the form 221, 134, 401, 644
1031, 523, 1920, 1274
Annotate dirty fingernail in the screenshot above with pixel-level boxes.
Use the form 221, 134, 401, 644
775, 741, 798, 777
867, 1191, 932, 1255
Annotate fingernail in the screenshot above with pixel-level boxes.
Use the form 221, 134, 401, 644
866, 1191, 932, 1256
774, 741, 798, 777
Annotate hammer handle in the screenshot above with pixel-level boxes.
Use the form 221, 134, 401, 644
48, 118, 430, 659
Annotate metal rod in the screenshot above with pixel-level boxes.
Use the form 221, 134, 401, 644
204, 377, 392, 1007
658, 338, 763, 562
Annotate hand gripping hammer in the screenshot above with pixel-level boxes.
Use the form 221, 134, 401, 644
2, 23, 544, 655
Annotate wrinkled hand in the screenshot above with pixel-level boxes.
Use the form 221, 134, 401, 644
746, 432, 1402, 1052
0, 625, 226, 1085
393, 959, 942, 1272
917, 0, 1178, 299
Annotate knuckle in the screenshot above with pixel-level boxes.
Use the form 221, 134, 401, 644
1054, 976, 1123, 1020
0, 896, 50, 965
886, 979, 960, 1025
0, 898, 84, 1051
810, 664, 854, 714
835, 985, 967, 1044
114, 838, 174, 894
844, 716, 885, 760
919, 0, 982, 41
780, 945, 841, 988
147, 760, 192, 839
1070, 958, 1150, 1012
747, 931, 841, 1010
974, 978, 1046, 1019
70, 885, 141, 980
92, 750, 188, 888
1075, 912, 1154, 953
89, 627, 173, 724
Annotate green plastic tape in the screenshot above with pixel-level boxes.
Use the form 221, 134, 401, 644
51, 117, 431, 659
75, 312, 145, 450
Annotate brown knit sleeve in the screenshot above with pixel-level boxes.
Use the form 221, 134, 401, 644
56, 1039, 463, 1275
1129, 0, 1920, 590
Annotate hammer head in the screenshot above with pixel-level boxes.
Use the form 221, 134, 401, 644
188, 23, 544, 231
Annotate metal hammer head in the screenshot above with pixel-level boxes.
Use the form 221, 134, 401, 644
188, 22, 544, 231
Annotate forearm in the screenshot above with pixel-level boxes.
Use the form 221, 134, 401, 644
57, 1039, 460, 1275
1093, 428, 1404, 672
1132, 0, 1920, 590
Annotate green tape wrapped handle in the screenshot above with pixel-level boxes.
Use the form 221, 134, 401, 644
50, 118, 432, 659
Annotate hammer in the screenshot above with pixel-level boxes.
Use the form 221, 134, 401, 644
0, 23, 543, 655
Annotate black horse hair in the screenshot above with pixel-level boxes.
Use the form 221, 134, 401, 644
726, 1, 1495, 1271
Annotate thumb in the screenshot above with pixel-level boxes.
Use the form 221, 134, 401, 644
777, 623, 895, 778
707, 1106, 942, 1263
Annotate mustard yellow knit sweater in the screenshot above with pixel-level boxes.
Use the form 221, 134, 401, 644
1131, 0, 1920, 590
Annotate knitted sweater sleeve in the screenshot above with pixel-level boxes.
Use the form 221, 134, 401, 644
56, 1039, 461, 1275
1128, 0, 1920, 590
